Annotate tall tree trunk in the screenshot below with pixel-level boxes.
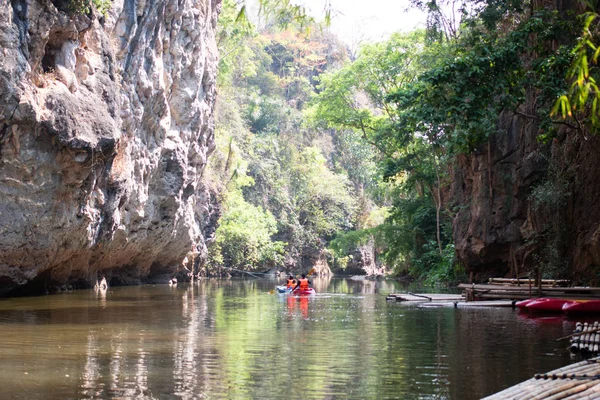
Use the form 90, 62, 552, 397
434, 156, 443, 256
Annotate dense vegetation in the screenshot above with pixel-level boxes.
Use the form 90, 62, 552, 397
209, 0, 595, 283
207, 0, 364, 275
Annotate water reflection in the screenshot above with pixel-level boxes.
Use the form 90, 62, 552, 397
0, 279, 578, 399
285, 294, 312, 319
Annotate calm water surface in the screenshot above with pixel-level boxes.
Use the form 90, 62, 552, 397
0, 278, 577, 399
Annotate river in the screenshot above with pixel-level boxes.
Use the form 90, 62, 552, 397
0, 278, 577, 399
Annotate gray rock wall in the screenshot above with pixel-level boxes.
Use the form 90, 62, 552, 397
0, 0, 222, 295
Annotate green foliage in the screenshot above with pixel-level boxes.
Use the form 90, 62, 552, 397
411, 242, 463, 286
529, 179, 570, 212
313, 3, 576, 280
63, 0, 111, 15
211, 9, 359, 272
310, 30, 428, 155
311, 29, 451, 279
214, 164, 287, 270
527, 161, 573, 280
92, 0, 111, 15
215, 0, 584, 282
244, 94, 291, 134
329, 229, 376, 258
290, 147, 357, 236
218, 0, 260, 86
410, 0, 528, 39
388, 8, 575, 153
551, 5, 600, 130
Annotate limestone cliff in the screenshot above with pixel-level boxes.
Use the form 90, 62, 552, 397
0, 0, 222, 295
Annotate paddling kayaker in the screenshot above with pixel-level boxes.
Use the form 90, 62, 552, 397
286, 275, 297, 290
292, 274, 311, 292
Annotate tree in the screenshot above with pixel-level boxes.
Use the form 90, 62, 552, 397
310, 30, 452, 272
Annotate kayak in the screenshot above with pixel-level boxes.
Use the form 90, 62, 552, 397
275, 286, 316, 295
515, 298, 541, 310
562, 300, 600, 314
276, 285, 292, 294
526, 298, 574, 313
292, 288, 316, 295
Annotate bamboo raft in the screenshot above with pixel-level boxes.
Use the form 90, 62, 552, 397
385, 293, 464, 302
483, 357, 600, 399
568, 322, 600, 356
486, 323, 600, 399
418, 300, 516, 308
459, 283, 600, 301
489, 278, 571, 287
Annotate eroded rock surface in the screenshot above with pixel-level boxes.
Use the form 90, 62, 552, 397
451, 109, 600, 284
0, 0, 221, 295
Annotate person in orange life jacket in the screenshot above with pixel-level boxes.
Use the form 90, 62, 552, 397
286, 275, 297, 289
292, 274, 311, 292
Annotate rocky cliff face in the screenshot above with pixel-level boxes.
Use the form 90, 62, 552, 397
0, 0, 221, 295
451, 110, 548, 281
451, 109, 600, 284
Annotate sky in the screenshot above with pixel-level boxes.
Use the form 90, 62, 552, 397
298, 0, 428, 44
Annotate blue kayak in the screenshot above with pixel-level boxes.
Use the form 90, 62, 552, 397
276, 285, 292, 293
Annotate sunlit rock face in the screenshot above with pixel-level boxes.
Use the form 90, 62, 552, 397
0, 0, 221, 295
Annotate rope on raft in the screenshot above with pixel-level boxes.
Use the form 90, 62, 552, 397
535, 373, 600, 380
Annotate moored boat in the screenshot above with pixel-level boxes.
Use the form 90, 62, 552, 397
562, 300, 600, 314
526, 298, 574, 313
515, 298, 541, 310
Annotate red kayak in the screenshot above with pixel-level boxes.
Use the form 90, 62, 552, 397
562, 300, 600, 314
515, 298, 541, 310
526, 298, 574, 313
292, 288, 316, 295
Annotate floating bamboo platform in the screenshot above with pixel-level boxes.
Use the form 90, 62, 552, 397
418, 300, 516, 308
489, 278, 571, 287
385, 293, 464, 302
459, 283, 600, 301
483, 357, 600, 399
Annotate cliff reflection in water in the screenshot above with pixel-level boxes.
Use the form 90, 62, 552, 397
0, 278, 575, 399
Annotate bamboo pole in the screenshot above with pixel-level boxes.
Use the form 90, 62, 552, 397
557, 327, 600, 342
541, 381, 598, 400
408, 292, 432, 301
489, 278, 570, 284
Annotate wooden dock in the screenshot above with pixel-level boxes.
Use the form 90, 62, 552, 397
483, 357, 600, 399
